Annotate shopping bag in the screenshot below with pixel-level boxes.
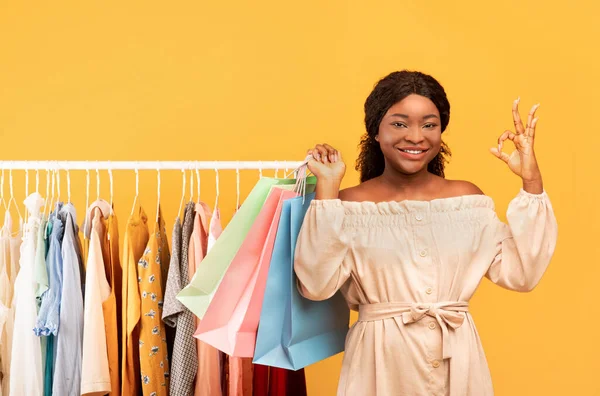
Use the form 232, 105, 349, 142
253, 192, 350, 370
177, 175, 315, 320
194, 182, 314, 357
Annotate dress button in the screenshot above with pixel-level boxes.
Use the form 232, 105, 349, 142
432, 360, 440, 368
419, 249, 428, 257
428, 322, 436, 330
415, 214, 423, 221
425, 287, 433, 295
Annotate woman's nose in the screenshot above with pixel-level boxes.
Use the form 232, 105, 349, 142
405, 127, 425, 144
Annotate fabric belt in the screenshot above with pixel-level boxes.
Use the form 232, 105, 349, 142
358, 301, 469, 360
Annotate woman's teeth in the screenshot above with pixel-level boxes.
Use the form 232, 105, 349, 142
401, 149, 424, 154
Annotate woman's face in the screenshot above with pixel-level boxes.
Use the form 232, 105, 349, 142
376, 94, 442, 176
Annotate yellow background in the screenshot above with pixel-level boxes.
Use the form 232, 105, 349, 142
0, 1, 596, 395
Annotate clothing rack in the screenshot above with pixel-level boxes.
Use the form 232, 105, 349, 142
0, 161, 304, 171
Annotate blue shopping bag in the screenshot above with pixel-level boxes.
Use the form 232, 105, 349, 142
253, 192, 349, 370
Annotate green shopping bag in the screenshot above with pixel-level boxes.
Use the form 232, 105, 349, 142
177, 175, 316, 319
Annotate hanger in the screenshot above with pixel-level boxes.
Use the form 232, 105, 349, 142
195, 162, 201, 204
129, 166, 139, 217
66, 169, 72, 204
0, 169, 8, 212
177, 168, 186, 219
214, 163, 220, 211
42, 168, 50, 218
24, 169, 30, 224
108, 167, 114, 212
155, 168, 161, 223
7, 165, 23, 224
236, 163, 240, 211
188, 162, 194, 204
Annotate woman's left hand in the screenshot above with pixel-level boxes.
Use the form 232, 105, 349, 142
490, 98, 543, 191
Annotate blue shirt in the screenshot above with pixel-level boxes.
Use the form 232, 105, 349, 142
52, 203, 84, 396
34, 203, 64, 336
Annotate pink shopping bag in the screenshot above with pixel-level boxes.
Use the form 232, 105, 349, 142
194, 186, 299, 357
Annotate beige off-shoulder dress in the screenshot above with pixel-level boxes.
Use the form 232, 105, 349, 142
294, 189, 557, 396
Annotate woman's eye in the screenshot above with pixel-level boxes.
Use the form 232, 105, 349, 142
423, 123, 437, 129
392, 122, 407, 128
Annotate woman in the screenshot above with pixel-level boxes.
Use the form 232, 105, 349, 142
293, 70, 558, 395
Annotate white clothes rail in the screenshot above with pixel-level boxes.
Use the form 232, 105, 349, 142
0, 161, 305, 171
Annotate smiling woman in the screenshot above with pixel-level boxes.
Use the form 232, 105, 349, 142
359, 71, 452, 182
294, 70, 558, 395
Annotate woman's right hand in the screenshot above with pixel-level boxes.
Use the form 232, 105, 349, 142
306, 143, 346, 183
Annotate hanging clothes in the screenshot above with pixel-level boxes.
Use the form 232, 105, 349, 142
43, 212, 55, 396
106, 207, 122, 396
10, 192, 44, 396
162, 215, 181, 361
81, 201, 112, 395
228, 358, 253, 396
188, 201, 224, 396
33, 212, 48, 395
121, 207, 150, 396
34, 202, 66, 396
252, 366, 307, 396
138, 206, 171, 395
163, 202, 197, 396
53, 203, 84, 396
0, 211, 21, 396
220, 205, 254, 396
268, 368, 307, 396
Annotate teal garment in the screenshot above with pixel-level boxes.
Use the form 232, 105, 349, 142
35, 216, 49, 382
43, 212, 56, 396
44, 336, 54, 396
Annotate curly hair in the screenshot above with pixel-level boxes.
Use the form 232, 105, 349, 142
356, 70, 452, 183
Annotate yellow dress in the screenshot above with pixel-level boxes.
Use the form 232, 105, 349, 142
105, 210, 121, 396
138, 207, 171, 395
121, 207, 149, 396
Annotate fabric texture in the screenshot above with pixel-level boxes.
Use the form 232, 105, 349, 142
10, 192, 45, 396
35, 203, 64, 337
0, 211, 21, 396
121, 207, 150, 396
53, 203, 84, 396
138, 206, 171, 395
106, 210, 122, 396
81, 204, 112, 395
163, 202, 197, 396
189, 202, 224, 396
294, 189, 558, 396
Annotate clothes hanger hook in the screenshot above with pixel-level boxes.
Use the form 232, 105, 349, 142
108, 166, 114, 210
25, 169, 29, 197
195, 161, 201, 203
177, 168, 186, 218
236, 164, 241, 211
214, 162, 220, 209
56, 166, 61, 201
130, 166, 139, 217
85, 168, 90, 207
66, 169, 71, 203
96, 163, 100, 200
188, 161, 194, 203
156, 167, 161, 223
8, 162, 23, 222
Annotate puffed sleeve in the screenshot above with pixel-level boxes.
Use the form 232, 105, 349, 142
294, 199, 353, 301
486, 189, 558, 292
